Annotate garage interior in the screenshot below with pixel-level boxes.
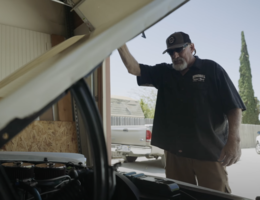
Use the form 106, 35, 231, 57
0, 0, 111, 167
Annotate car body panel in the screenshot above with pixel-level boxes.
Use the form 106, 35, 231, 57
111, 125, 164, 159
111, 125, 147, 146
256, 135, 260, 143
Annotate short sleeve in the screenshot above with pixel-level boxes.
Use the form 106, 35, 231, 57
137, 63, 166, 89
216, 65, 246, 113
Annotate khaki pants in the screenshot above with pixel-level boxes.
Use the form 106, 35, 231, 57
165, 151, 231, 193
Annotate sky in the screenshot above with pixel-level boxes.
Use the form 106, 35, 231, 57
110, 0, 260, 107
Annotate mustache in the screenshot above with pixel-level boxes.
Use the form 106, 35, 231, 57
173, 58, 184, 62
172, 57, 187, 71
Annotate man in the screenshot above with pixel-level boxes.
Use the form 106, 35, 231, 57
117, 32, 246, 193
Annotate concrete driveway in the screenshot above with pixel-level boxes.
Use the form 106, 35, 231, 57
112, 148, 260, 200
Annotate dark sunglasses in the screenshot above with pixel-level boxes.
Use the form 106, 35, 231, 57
167, 43, 189, 56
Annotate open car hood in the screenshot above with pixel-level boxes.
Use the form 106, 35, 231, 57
0, 0, 189, 136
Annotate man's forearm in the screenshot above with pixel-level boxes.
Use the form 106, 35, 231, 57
218, 108, 242, 166
118, 44, 141, 76
226, 108, 242, 142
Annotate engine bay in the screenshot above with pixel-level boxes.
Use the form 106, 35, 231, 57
0, 151, 94, 200
0, 151, 252, 200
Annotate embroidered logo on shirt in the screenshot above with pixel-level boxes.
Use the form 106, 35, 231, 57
193, 74, 205, 82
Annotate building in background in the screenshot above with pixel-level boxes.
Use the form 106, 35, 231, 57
111, 95, 144, 126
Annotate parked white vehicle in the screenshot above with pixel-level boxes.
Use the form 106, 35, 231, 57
111, 125, 165, 166
256, 131, 260, 154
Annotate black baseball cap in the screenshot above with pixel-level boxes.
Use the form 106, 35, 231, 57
162, 32, 191, 54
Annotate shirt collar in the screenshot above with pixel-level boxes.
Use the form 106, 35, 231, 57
191, 56, 202, 70
167, 56, 202, 71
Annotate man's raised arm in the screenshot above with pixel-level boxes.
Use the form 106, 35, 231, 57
118, 44, 141, 76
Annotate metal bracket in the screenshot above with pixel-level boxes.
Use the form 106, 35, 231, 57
51, 0, 73, 7
70, 0, 86, 12
74, 9, 95, 32
51, 0, 95, 32
141, 31, 146, 39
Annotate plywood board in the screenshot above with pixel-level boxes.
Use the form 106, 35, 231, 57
1, 121, 78, 153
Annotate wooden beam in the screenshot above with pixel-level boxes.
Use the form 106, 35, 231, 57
72, 11, 84, 29
39, 107, 53, 121
105, 58, 111, 165
57, 91, 73, 122
51, 35, 73, 122
97, 66, 103, 118
51, 34, 66, 47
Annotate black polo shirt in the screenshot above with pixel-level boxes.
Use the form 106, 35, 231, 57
137, 56, 246, 161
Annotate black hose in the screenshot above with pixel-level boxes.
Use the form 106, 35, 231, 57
54, 180, 70, 188
17, 182, 41, 200
26, 190, 59, 200
35, 175, 71, 183
46, 168, 94, 200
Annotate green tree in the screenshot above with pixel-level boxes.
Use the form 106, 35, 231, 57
130, 87, 157, 119
238, 31, 260, 124
140, 98, 155, 118
255, 97, 260, 121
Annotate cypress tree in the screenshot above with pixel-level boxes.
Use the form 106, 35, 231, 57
238, 31, 260, 124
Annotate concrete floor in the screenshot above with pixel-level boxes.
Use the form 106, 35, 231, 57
111, 148, 260, 200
